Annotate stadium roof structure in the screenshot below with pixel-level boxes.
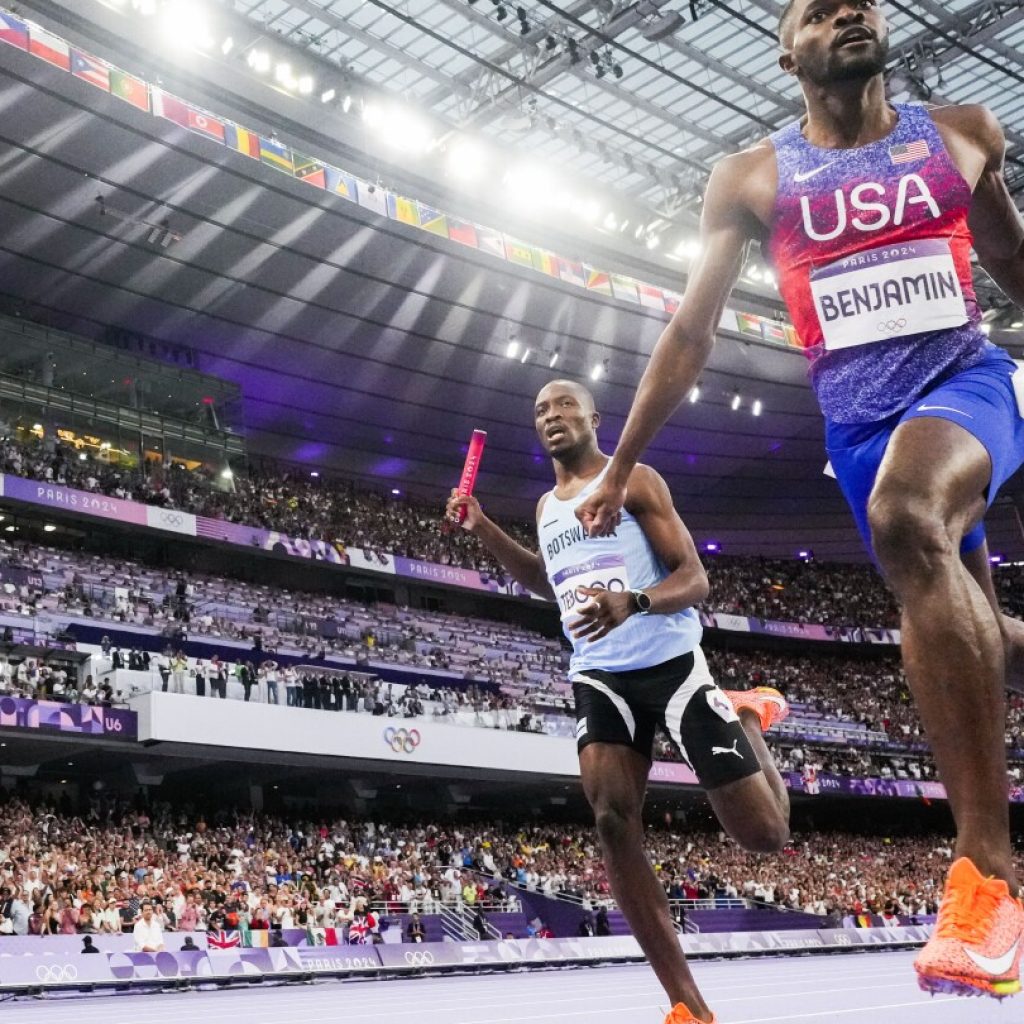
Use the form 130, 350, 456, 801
230, 0, 1024, 217
0, 0, 1022, 560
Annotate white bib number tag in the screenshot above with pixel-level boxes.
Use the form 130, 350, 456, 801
552, 554, 631, 622
810, 238, 967, 351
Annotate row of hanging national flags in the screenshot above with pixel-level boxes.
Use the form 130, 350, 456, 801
1, 7, 749, 330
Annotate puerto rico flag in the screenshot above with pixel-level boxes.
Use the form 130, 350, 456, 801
206, 929, 241, 949
0, 11, 29, 50
70, 49, 110, 91
29, 24, 70, 69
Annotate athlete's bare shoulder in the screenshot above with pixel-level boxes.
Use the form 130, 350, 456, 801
709, 138, 778, 230
535, 491, 552, 521
929, 103, 1005, 178
622, 462, 671, 514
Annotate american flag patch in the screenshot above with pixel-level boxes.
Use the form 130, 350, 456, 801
889, 140, 930, 165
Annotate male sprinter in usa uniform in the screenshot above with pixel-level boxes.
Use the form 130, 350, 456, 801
578, 0, 1024, 1002
447, 379, 790, 1024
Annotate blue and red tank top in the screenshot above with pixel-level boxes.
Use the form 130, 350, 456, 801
767, 103, 989, 424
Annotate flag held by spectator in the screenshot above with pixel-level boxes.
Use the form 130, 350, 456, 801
206, 929, 241, 949
306, 926, 339, 946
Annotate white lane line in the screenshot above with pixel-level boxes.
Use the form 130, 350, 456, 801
729, 997, 963, 1022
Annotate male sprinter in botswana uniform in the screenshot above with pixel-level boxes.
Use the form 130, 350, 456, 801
447, 379, 790, 1024
578, 0, 1024, 1004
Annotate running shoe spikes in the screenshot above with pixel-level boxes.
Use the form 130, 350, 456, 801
724, 686, 789, 733
663, 1003, 717, 1024
915, 857, 1024, 999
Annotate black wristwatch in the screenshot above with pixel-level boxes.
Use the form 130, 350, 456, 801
631, 589, 653, 615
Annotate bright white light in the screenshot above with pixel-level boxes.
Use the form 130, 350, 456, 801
506, 341, 520, 359
548, 352, 559, 368
689, 386, 700, 403
763, 270, 776, 287
590, 363, 605, 381
1013, 321, 1024, 329
275, 63, 297, 90
247, 49, 270, 73
603, 212, 618, 231
221, 467, 234, 480
297, 75, 314, 96
752, 399, 762, 417
32, 423, 42, 431
520, 348, 532, 364
577, 199, 601, 222
221, 36, 234, 55
504, 164, 554, 206
78, 452, 87, 461
447, 138, 487, 181
645, 234, 660, 250
747, 265, 763, 282
391, 488, 401, 496
321, 88, 336, 104
365, 104, 432, 153
310, 471, 319, 478
675, 239, 701, 260
731, 394, 741, 411
43, 524, 57, 533
342, 94, 352, 113
160, 0, 213, 48
131, 0, 157, 15
981, 324, 992, 335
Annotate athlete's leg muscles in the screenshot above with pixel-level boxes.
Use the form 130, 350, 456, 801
867, 416, 1015, 887
579, 742, 713, 1023
707, 712, 790, 854
962, 542, 1024, 695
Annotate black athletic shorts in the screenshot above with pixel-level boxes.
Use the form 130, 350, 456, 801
572, 647, 760, 791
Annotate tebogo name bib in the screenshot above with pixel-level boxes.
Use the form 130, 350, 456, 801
550, 553, 631, 623
810, 237, 968, 351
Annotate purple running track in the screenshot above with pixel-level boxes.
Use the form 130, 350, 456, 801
0, 949, 1015, 1023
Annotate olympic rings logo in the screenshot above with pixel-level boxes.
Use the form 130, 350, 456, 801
35, 964, 79, 983
875, 318, 908, 334
384, 727, 421, 754
404, 950, 435, 966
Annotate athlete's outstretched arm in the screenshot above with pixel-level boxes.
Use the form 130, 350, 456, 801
968, 109, 1024, 307
567, 465, 707, 643
576, 156, 759, 537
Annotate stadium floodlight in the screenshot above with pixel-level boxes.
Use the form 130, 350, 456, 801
247, 49, 270, 73
688, 386, 700, 403
321, 88, 336, 104
297, 75, 314, 95
447, 138, 487, 181
548, 351, 560, 368
159, 0, 213, 48
221, 36, 233, 55
342, 94, 353, 113
506, 341, 520, 359
752, 399, 763, 416
731, 394, 741, 411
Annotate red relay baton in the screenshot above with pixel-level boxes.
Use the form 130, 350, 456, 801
453, 429, 487, 525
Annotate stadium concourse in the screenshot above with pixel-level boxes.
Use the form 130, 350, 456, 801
2, 0, 1024, 1020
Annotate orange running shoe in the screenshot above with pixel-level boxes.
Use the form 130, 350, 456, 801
663, 1003, 716, 1024
725, 687, 789, 733
915, 857, 1024, 999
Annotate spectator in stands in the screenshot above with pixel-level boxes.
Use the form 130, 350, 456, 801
193, 659, 207, 698
133, 901, 165, 952
406, 913, 425, 943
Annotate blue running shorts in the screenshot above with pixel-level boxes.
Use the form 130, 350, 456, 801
825, 345, 1024, 560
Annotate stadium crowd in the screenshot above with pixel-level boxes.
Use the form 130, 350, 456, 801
1, 792, 1005, 941
2, 535, 1024, 780
8, 430, 1017, 629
